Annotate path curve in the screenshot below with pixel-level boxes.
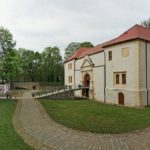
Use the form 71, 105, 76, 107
13, 91, 150, 150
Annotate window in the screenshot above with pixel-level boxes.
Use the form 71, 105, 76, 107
122, 74, 126, 84
108, 51, 112, 61
68, 63, 72, 70
114, 72, 126, 85
68, 76, 72, 83
122, 48, 129, 57
116, 74, 120, 84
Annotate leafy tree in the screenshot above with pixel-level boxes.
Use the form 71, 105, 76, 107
64, 42, 80, 60
18, 48, 36, 82
0, 27, 17, 82
41, 47, 64, 82
80, 42, 94, 48
0, 26, 64, 84
141, 18, 150, 28
64, 41, 94, 60
0, 26, 16, 53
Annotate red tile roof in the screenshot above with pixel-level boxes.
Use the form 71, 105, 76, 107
65, 25, 150, 63
65, 48, 90, 62
103, 24, 150, 47
64, 39, 114, 63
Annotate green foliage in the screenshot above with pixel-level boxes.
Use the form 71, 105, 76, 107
0, 26, 64, 83
0, 27, 18, 82
40, 100, 150, 134
17, 47, 64, 83
64, 42, 80, 60
141, 17, 150, 28
41, 47, 64, 82
0, 100, 33, 150
80, 42, 94, 48
64, 41, 94, 60
18, 48, 38, 82
0, 26, 16, 52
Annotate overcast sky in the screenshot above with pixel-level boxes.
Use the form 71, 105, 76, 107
0, 0, 150, 55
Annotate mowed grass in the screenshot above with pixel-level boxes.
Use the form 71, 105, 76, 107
0, 100, 33, 150
40, 100, 150, 134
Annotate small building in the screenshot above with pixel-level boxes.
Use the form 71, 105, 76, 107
0, 83, 10, 94
64, 24, 150, 107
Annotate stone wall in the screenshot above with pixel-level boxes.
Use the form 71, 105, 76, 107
13, 82, 40, 90
38, 90, 75, 100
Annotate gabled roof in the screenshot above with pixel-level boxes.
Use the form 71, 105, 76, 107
103, 24, 150, 47
65, 24, 150, 63
64, 39, 113, 63
65, 48, 90, 63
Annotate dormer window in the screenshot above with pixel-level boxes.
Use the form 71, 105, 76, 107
108, 51, 112, 61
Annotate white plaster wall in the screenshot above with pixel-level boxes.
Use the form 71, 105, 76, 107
90, 52, 104, 66
147, 42, 150, 105
93, 67, 104, 101
74, 70, 82, 97
74, 52, 105, 99
75, 58, 84, 70
64, 60, 75, 88
75, 52, 104, 70
105, 41, 140, 106
135, 41, 150, 106
138, 40, 147, 106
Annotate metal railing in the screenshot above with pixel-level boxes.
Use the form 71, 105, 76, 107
32, 85, 74, 98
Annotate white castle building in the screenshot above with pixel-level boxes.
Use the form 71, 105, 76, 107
64, 25, 150, 107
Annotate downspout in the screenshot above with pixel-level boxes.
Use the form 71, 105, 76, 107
74, 59, 76, 89
104, 51, 106, 103
145, 41, 148, 106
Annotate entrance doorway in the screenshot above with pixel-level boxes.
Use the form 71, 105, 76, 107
33, 86, 36, 90
84, 74, 90, 97
118, 92, 124, 105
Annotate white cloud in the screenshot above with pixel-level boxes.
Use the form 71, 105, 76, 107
0, 0, 150, 55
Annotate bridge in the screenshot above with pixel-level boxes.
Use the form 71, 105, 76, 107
32, 86, 83, 99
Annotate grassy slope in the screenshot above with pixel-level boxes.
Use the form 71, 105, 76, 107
40, 100, 150, 134
0, 100, 33, 150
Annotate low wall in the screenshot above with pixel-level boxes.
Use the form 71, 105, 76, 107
13, 82, 64, 90
38, 90, 75, 100
13, 82, 40, 90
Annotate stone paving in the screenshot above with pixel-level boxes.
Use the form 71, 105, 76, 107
13, 91, 150, 150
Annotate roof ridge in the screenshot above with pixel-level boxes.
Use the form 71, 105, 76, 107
65, 24, 150, 63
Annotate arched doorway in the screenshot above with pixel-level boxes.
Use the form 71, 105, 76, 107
118, 92, 124, 105
83, 74, 90, 97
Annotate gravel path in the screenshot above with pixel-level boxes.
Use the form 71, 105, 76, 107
13, 91, 150, 150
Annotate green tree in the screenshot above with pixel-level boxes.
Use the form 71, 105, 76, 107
141, 18, 150, 28
80, 42, 94, 48
64, 42, 80, 60
64, 41, 94, 60
42, 47, 64, 82
18, 48, 36, 82
0, 27, 17, 82
0, 26, 16, 53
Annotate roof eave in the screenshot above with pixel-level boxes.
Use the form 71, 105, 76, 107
102, 38, 147, 48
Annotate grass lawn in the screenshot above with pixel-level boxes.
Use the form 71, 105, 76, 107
40, 100, 150, 134
0, 100, 33, 150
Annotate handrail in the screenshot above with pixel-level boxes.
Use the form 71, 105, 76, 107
32, 85, 75, 98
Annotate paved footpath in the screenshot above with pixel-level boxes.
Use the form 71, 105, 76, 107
13, 91, 150, 150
